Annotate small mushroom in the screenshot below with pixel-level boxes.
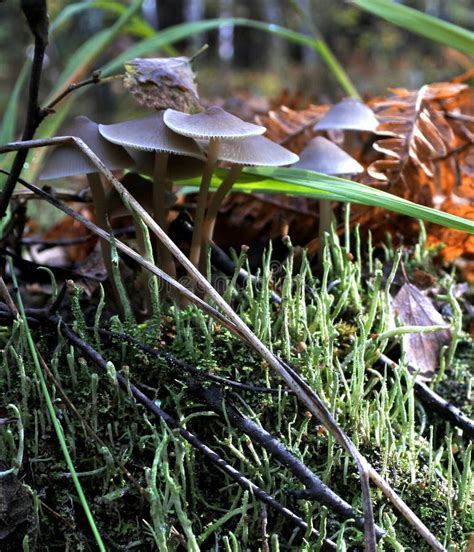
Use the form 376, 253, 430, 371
105, 172, 177, 313
293, 137, 363, 257
105, 172, 176, 219
164, 105, 265, 268
40, 115, 133, 282
202, 135, 299, 249
99, 112, 205, 277
315, 98, 379, 132
126, 148, 205, 182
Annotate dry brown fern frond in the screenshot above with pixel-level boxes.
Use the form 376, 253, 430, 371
368, 83, 472, 190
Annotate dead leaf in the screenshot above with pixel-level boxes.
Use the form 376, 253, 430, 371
368, 83, 470, 183
124, 56, 200, 112
391, 283, 451, 381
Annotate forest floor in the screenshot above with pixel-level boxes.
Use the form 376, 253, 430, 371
1, 221, 472, 551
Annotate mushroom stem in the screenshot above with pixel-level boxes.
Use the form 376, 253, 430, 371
86, 173, 114, 280
153, 152, 176, 278
318, 199, 333, 262
190, 137, 219, 268
202, 164, 242, 251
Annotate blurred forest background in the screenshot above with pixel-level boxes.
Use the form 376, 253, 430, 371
1, 0, 473, 128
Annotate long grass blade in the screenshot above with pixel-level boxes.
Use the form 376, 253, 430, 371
181, 167, 474, 234
351, 0, 474, 55
100, 17, 358, 96
9, 260, 106, 552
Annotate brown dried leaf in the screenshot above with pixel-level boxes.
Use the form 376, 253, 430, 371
369, 83, 470, 185
392, 283, 451, 381
124, 56, 200, 112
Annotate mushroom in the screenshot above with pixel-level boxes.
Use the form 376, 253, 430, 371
126, 148, 205, 182
105, 172, 177, 310
201, 135, 299, 250
293, 137, 363, 256
105, 172, 176, 219
315, 98, 379, 132
99, 111, 205, 277
163, 105, 266, 268
40, 115, 133, 281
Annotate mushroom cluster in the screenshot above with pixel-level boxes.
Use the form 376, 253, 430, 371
41, 104, 299, 280
40, 64, 377, 298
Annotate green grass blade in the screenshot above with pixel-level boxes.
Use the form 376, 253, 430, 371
9, 261, 106, 552
351, 0, 474, 56
0, 62, 30, 145
100, 17, 359, 96
51, 1, 156, 39
247, 167, 474, 233
47, 0, 143, 99
181, 167, 474, 234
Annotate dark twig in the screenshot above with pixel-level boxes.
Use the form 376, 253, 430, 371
22, 234, 95, 250
58, 321, 335, 549
379, 353, 474, 439
0, 0, 49, 218
0, 246, 102, 283
192, 383, 385, 538
11, 187, 90, 203
97, 328, 292, 395
45, 70, 102, 112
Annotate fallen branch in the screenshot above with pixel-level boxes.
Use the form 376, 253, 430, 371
378, 352, 474, 438
191, 383, 384, 538
97, 328, 292, 395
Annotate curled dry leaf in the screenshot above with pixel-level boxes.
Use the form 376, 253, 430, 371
124, 56, 200, 113
369, 83, 466, 183
391, 283, 451, 381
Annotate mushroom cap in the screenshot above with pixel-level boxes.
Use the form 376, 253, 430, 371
125, 148, 206, 180
105, 172, 176, 219
163, 105, 266, 140
99, 112, 205, 159
314, 98, 379, 132
293, 137, 363, 175
40, 116, 133, 180
202, 135, 299, 166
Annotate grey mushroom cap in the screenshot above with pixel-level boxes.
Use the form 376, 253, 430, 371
163, 105, 266, 140
99, 111, 205, 160
40, 116, 134, 180
204, 135, 299, 166
126, 148, 206, 180
293, 137, 363, 175
105, 172, 176, 219
314, 98, 379, 132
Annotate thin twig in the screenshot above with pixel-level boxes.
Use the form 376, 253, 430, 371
97, 328, 291, 395
0, 276, 19, 318
45, 70, 102, 111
